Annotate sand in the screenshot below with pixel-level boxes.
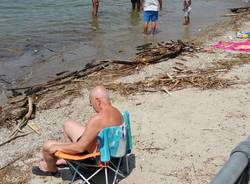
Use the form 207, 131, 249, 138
0, 13, 250, 184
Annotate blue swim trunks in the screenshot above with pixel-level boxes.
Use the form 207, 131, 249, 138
144, 11, 158, 22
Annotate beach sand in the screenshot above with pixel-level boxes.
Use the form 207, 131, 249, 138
0, 12, 250, 184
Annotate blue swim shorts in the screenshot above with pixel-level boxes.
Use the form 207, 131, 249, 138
144, 11, 158, 22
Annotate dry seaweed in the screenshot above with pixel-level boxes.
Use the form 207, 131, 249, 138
105, 59, 250, 95
0, 40, 228, 128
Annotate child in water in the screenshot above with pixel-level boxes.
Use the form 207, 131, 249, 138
183, 0, 191, 25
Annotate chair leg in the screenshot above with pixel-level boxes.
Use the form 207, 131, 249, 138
70, 163, 78, 183
105, 167, 109, 184
112, 158, 122, 184
68, 162, 91, 184
125, 155, 130, 174
83, 167, 103, 184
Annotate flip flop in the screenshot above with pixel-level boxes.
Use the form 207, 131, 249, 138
32, 166, 60, 177
57, 163, 68, 168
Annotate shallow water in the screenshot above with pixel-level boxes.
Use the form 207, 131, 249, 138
0, 0, 249, 103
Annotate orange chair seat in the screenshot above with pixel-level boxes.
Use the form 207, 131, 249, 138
55, 151, 100, 161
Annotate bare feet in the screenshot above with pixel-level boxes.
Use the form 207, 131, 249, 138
56, 158, 67, 166
39, 160, 52, 172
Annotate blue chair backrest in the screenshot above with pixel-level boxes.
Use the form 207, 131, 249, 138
97, 111, 133, 163
122, 111, 133, 153
97, 124, 127, 162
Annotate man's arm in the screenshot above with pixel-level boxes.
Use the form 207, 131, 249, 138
158, 0, 162, 11
51, 116, 101, 154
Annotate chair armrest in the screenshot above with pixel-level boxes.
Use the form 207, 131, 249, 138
55, 151, 100, 161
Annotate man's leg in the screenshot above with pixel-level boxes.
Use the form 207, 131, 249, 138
136, 0, 140, 11
40, 140, 60, 172
56, 120, 86, 165
63, 120, 86, 143
151, 11, 158, 34
151, 21, 157, 34
143, 22, 149, 35
143, 11, 150, 35
92, 0, 99, 16
187, 13, 190, 24
39, 120, 86, 171
131, 0, 136, 10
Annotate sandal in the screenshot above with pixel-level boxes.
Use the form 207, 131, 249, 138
32, 166, 60, 177
57, 163, 68, 168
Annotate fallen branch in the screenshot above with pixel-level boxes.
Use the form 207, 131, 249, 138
230, 6, 250, 13
8, 97, 33, 139
0, 131, 32, 147
0, 155, 23, 170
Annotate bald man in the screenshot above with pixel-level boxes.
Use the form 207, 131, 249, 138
32, 86, 123, 176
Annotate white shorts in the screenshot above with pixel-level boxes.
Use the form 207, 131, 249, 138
184, 7, 191, 17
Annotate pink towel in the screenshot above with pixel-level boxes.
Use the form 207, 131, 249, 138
212, 40, 250, 52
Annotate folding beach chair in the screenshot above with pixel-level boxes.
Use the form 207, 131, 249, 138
55, 111, 133, 184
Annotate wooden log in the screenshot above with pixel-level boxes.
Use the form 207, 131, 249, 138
230, 6, 250, 13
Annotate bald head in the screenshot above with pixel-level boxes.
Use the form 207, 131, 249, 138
90, 86, 110, 103
89, 86, 110, 112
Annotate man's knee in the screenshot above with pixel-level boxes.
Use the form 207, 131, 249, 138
63, 120, 75, 133
43, 140, 57, 152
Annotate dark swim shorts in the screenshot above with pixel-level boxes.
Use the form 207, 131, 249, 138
131, 0, 140, 4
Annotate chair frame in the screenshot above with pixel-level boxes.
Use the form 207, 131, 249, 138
55, 111, 132, 184
66, 155, 128, 184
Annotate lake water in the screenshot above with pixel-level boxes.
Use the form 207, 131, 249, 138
0, 0, 249, 103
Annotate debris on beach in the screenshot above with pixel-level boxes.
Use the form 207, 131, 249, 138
230, 6, 250, 14
134, 40, 192, 64
0, 41, 247, 130
0, 97, 39, 147
105, 58, 250, 95
0, 41, 190, 128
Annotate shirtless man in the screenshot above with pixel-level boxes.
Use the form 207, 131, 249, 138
92, 0, 99, 16
32, 86, 123, 176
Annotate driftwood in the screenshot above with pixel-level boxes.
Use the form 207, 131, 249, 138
230, 6, 250, 13
0, 41, 194, 128
0, 132, 32, 147
135, 40, 185, 64
0, 155, 23, 170
105, 59, 250, 96
0, 97, 34, 147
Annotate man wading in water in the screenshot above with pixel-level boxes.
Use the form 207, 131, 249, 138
183, 0, 191, 25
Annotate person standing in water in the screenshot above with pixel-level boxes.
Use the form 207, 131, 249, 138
141, 0, 163, 35
183, 0, 191, 25
92, 0, 99, 16
131, 0, 141, 11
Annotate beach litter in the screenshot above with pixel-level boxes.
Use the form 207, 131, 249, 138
236, 32, 250, 39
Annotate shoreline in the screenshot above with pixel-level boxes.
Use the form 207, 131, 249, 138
0, 1, 248, 106
0, 8, 250, 184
